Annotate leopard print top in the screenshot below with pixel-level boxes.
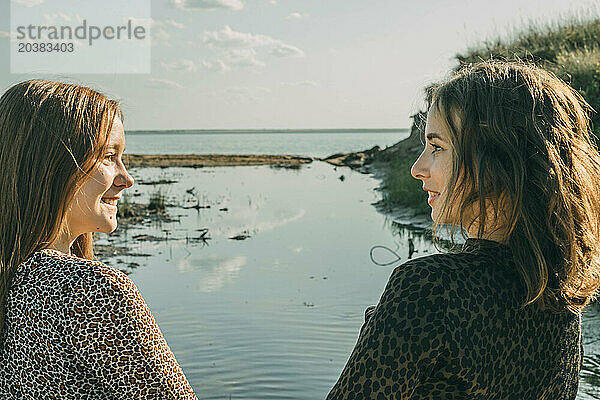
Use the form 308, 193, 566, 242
0, 248, 198, 399
327, 238, 583, 399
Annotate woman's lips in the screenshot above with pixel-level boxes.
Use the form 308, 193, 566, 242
101, 202, 118, 211
101, 197, 119, 210
427, 191, 440, 205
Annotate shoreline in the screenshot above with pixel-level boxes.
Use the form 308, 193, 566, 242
123, 150, 381, 170
123, 154, 315, 168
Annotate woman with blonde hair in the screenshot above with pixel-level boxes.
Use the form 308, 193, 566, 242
327, 60, 600, 399
0, 80, 198, 399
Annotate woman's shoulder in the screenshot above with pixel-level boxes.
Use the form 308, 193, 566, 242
379, 254, 460, 307
384, 251, 498, 301
388, 249, 521, 311
15, 248, 132, 295
405, 250, 485, 268
390, 252, 475, 282
393, 247, 507, 279
6, 249, 140, 331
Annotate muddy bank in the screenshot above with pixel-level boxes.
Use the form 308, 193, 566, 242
320, 145, 382, 172
321, 112, 426, 171
317, 113, 425, 172
122, 150, 394, 172
124, 154, 314, 168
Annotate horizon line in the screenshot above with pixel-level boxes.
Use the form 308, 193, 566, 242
126, 128, 410, 134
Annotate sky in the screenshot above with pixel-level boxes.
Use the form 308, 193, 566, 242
0, 0, 598, 130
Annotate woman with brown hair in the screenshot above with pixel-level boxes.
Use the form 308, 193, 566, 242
327, 60, 600, 399
0, 80, 198, 399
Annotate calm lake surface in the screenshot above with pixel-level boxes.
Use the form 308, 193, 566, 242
125, 129, 409, 157
98, 163, 417, 399
98, 133, 600, 398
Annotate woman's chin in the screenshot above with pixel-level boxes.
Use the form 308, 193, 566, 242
430, 209, 438, 222
106, 219, 118, 232
96, 215, 118, 233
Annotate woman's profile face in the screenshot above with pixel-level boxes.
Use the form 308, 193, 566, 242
410, 106, 453, 223
64, 115, 134, 236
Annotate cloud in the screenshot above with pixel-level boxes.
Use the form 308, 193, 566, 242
146, 78, 184, 89
170, 0, 243, 11
225, 48, 264, 67
125, 18, 184, 46
43, 12, 72, 24
229, 57, 264, 67
200, 54, 265, 72
285, 12, 309, 20
160, 59, 198, 72
165, 19, 185, 29
271, 43, 304, 57
125, 17, 156, 28
201, 59, 231, 72
282, 80, 320, 87
131, 18, 185, 29
11, 0, 44, 7
201, 26, 304, 61
210, 86, 272, 103
197, 49, 266, 71
227, 86, 271, 95
153, 28, 171, 41
202, 25, 276, 48
126, 17, 184, 31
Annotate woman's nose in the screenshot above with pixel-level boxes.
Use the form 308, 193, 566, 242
124, 170, 135, 188
410, 151, 430, 180
118, 167, 135, 188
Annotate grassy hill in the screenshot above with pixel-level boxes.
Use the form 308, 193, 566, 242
457, 15, 599, 131
377, 13, 600, 215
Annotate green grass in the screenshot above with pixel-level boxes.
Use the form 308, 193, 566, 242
456, 12, 600, 132
376, 157, 430, 215
456, 13, 600, 65
117, 191, 135, 218
554, 46, 600, 133
148, 188, 167, 213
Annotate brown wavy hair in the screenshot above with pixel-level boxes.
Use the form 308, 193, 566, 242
0, 80, 121, 331
426, 60, 600, 315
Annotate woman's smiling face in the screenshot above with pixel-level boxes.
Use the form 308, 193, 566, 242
410, 106, 454, 224
64, 115, 135, 237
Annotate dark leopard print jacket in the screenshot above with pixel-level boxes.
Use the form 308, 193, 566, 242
0, 248, 198, 399
327, 238, 583, 399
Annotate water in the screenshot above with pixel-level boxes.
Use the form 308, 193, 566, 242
124, 129, 409, 158
95, 162, 600, 399
97, 163, 433, 399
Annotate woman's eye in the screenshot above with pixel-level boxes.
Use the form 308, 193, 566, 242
104, 154, 116, 163
430, 144, 442, 155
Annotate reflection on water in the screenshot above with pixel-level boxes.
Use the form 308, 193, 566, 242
176, 255, 247, 293
97, 163, 598, 399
